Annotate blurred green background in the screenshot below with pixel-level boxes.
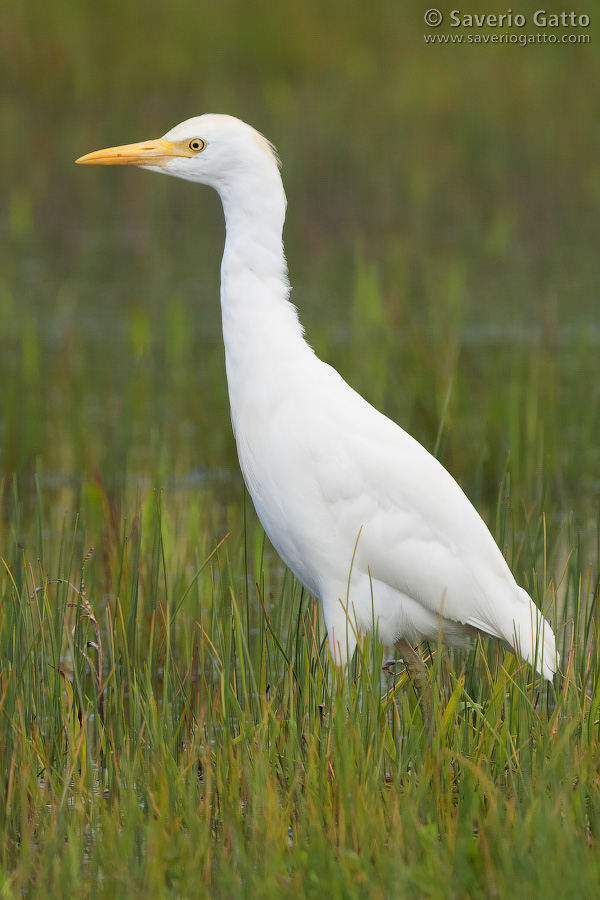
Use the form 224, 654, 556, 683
1, 0, 599, 565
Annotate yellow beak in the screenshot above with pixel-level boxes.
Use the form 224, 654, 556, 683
76, 138, 189, 167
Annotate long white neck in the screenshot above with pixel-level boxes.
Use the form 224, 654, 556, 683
216, 160, 313, 434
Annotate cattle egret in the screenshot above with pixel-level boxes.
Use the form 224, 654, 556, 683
78, 115, 558, 732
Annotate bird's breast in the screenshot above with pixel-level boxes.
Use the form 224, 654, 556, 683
227, 353, 360, 602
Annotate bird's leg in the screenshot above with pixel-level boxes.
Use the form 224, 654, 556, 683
396, 638, 434, 743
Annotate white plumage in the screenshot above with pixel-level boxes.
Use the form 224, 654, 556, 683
78, 114, 558, 680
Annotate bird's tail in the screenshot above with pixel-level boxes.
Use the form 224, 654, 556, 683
511, 589, 559, 681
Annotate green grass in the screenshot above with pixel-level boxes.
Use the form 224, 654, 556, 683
1, 0, 600, 894
0, 484, 599, 898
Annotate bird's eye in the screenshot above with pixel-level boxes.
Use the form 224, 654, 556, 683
188, 138, 206, 152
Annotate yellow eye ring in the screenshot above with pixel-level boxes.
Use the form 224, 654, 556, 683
188, 138, 206, 152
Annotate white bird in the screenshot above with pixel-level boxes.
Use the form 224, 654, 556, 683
78, 115, 558, 726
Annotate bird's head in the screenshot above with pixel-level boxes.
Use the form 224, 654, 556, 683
77, 114, 282, 198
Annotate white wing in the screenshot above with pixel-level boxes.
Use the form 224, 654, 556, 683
297, 362, 557, 676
